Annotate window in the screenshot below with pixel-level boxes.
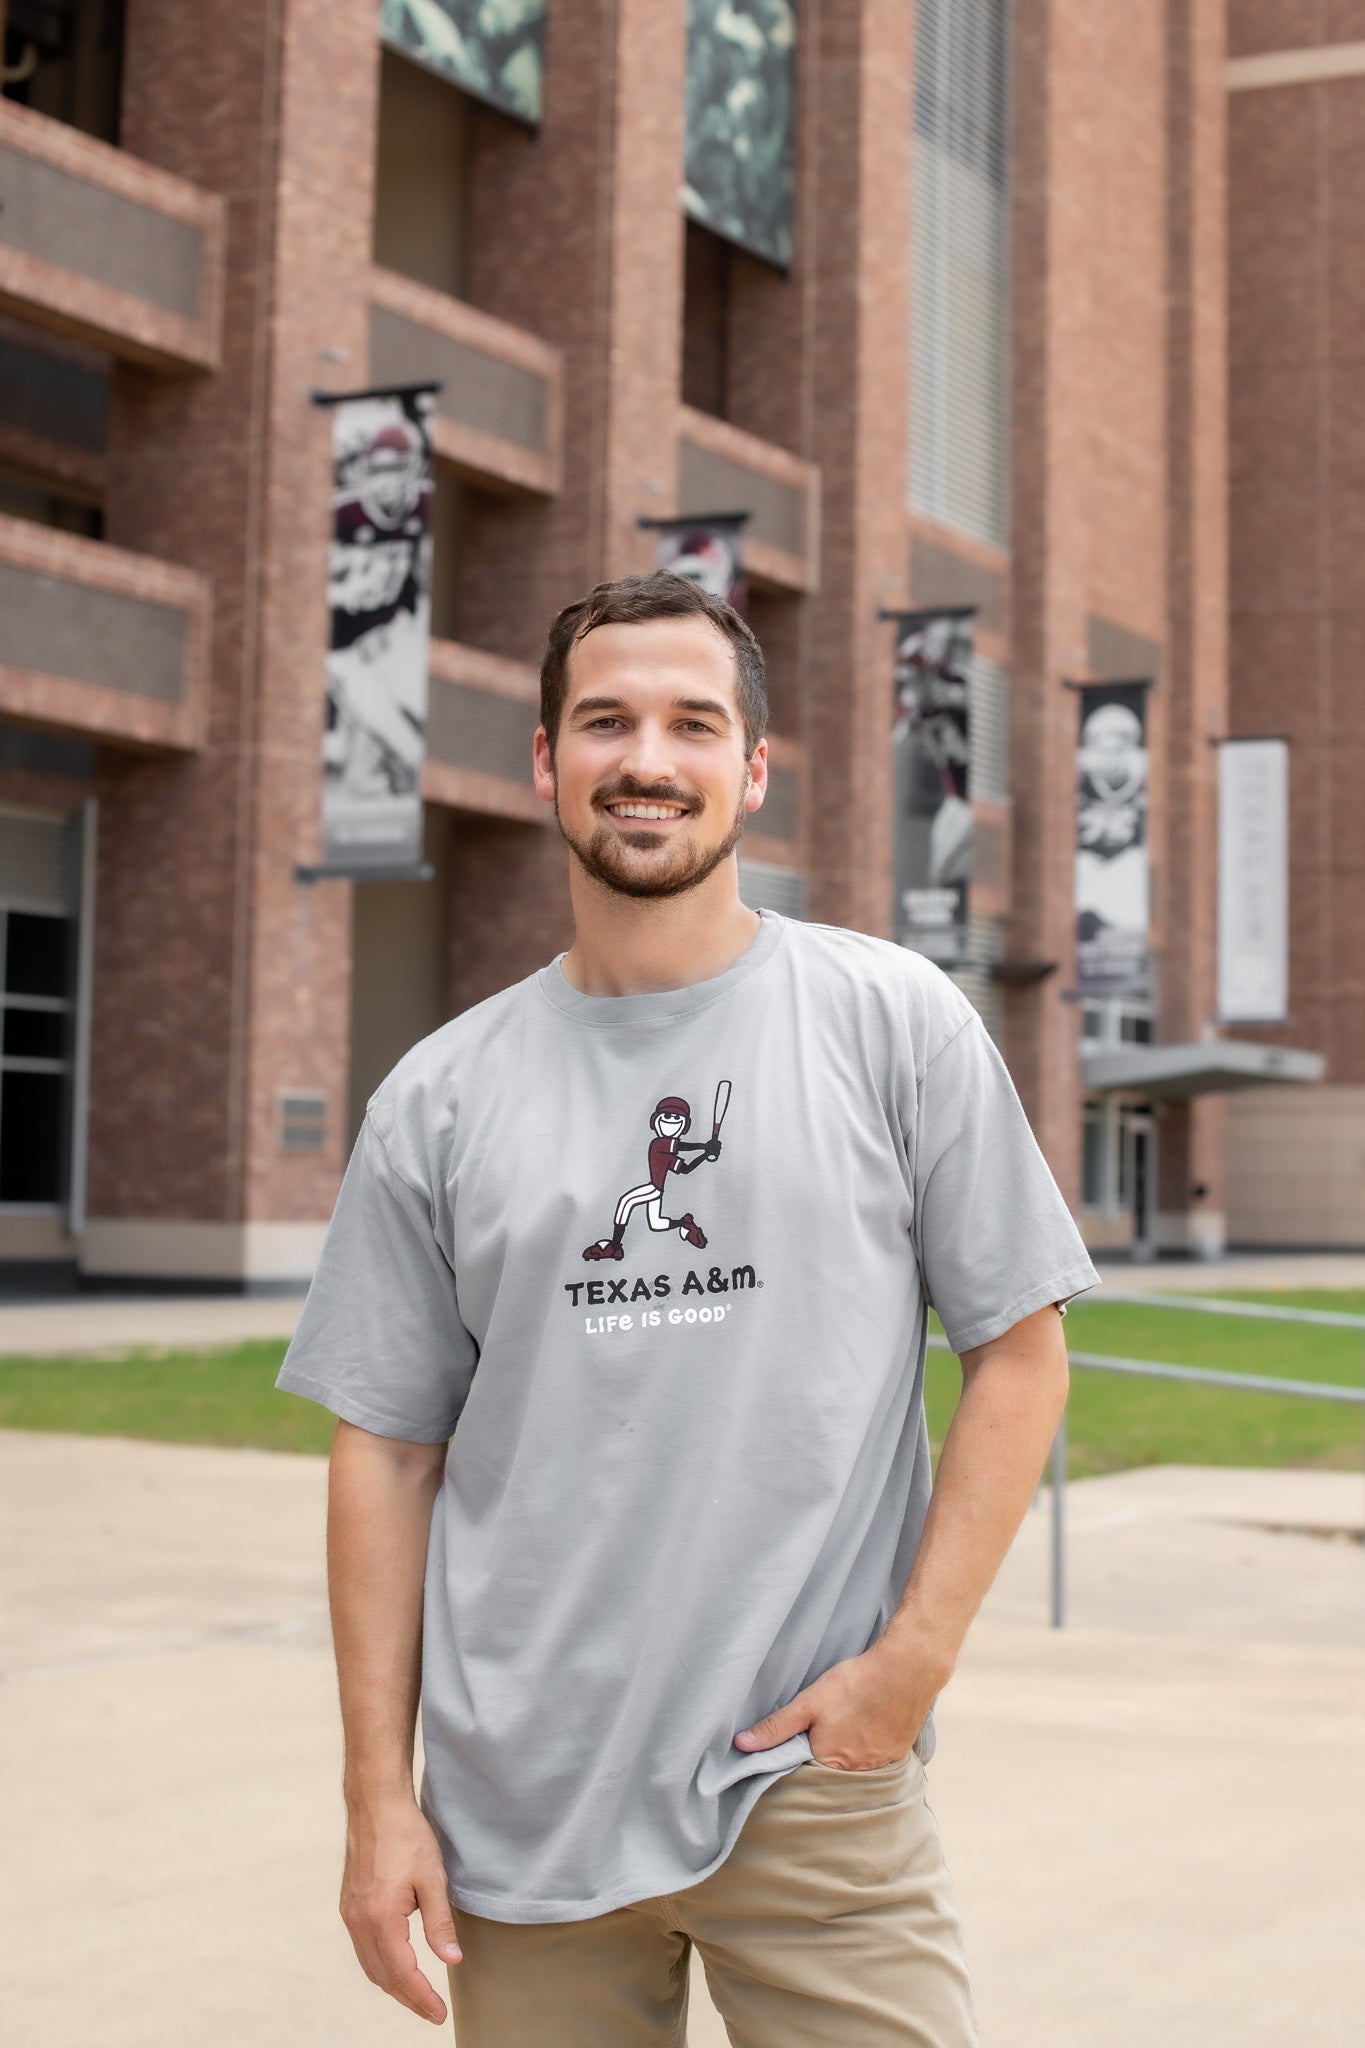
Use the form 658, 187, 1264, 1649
1081, 1101, 1107, 1210
2, 0, 125, 144
372, 47, 474, 300
1082, 997, 1156, 1048
0, 462, 102, 540
0, 908, 75, 1206
682, 221, 732, 419
910, 0, 1012, 547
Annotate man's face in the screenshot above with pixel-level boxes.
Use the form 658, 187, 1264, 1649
533, 616, 768, 900
654, 1111, 687, 1139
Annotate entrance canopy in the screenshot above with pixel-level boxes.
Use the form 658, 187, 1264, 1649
1081, 1040, 1324, 1100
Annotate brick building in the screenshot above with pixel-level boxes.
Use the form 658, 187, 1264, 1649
0, 0, 1345, 1288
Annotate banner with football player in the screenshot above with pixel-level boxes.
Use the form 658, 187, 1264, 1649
1074, 678, 1152, 993
888, 606, 976, 966
315, 384, 437, 878
644, 511, 749, 615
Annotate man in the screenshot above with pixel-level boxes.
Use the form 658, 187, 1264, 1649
278, 571, 1099, 2045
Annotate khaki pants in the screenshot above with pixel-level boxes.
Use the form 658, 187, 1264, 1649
448, 1752, 979, 2047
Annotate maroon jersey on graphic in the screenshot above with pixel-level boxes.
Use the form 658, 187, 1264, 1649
649, 1135, 681, 1190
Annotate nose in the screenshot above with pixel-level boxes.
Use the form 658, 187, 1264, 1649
616, 714, 678, 789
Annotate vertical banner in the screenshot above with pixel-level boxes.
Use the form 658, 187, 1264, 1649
379, 0, 545, 124
1218, 738, 1289, 1023
316, 385, 437, 878
643, 511, 750, 614
888, 606, 975, 964
684, 0, 797, 268
1074, 679, 1152, 993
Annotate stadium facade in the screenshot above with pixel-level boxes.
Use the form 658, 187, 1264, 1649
0, 0, 1350, 1286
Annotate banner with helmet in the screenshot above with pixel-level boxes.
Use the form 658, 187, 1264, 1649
642, 511, 750, 615
1074, 678, 1152, 994
312, 384, 438, 879
887, 606, 976, 966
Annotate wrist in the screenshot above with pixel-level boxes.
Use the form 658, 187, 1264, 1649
872, 1612, 959, 1693
342, 1761, 419, 1816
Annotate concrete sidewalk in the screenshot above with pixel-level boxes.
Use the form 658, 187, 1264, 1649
1, 1432, 1361, 2047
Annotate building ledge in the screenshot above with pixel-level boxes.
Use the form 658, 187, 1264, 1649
1083, 1040, 1325, 1099
368, 268, 563, 496
677, 407, 820, 593
422, 636, 546, 824
0, 513, 210, 750
0, 101, 224, 371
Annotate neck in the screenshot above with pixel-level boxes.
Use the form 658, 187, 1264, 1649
559, 857, 761, 997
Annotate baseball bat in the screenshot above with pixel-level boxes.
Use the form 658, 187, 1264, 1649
711, 1079, 732, 1140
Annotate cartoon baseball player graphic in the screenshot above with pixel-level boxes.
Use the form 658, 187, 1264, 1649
583, 1082, 731, 1263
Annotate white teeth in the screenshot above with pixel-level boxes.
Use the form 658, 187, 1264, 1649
608, 802, 686, 820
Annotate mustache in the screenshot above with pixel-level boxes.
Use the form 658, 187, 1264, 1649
593, 778, 701, 813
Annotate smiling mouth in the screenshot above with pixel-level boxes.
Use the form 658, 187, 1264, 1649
603, 801, 692, 822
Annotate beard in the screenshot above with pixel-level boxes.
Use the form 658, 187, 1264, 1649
554, 776, 749, 900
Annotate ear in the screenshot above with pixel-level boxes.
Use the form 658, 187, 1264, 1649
532, 725, 557, 807
744, 736, 770, 815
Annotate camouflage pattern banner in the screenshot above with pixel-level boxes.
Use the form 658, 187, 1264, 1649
318, 386, 436, 877
646, 512, 749, 615
889, 608, 975, 966
379, 0, 544, 124
685, 0, 796, 268
1075, 679, 1152, 993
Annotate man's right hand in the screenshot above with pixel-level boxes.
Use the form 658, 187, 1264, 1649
340, 1792, 462, 2025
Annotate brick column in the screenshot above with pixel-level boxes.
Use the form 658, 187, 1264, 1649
91, 0, 378, 1282
1160, 0, 1229, 1255
1008, 0, 1173, 1208
804, 0, 915, 936
1005, 0, 1094, 1199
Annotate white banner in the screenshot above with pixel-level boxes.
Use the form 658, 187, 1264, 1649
1218, 738, 1288, 1023
320, 388, 436, 875
1075, 680, 1151, 994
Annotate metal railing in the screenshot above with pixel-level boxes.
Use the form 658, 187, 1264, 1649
928, 1291, 1365, 1628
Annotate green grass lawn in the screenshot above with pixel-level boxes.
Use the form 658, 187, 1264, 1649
0, 1341, 331, 1455
1, 1291, 1362, 1478
925, 1290, 1365, 1479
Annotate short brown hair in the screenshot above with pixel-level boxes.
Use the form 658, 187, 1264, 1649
539, 572, 768, 757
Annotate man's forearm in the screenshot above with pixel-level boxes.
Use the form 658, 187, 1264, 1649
327, 1421, 462, 2023
879, 1303, 1069, 1681
328, 1418, 447, 1801
735, 1303, 1069, 1767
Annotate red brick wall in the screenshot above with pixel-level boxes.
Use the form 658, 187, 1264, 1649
1228, 56, 1365, 1078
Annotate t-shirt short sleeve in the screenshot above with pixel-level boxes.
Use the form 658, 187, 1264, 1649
911, 1013, 1099, 1354
275, 1114, 476, 1442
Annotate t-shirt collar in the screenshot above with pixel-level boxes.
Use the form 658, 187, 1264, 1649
537, 908, 787, 1029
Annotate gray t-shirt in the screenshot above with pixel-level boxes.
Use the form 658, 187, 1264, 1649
278, 912, 1098, 1923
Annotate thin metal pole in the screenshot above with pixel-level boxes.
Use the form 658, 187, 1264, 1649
1050, 1410, 1066, 1630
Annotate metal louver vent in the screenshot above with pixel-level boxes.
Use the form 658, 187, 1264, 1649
911, 0, 1012, 548
739, 860, 807, 920
0, 808, 77, 915
968, 652, 1009, 801
952, 913, 1005, 1041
